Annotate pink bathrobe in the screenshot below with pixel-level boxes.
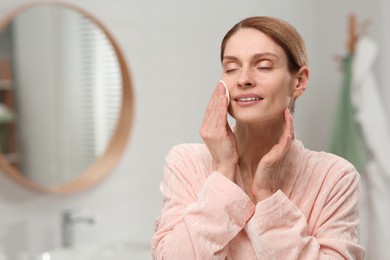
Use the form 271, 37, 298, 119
152, 139, 365, 259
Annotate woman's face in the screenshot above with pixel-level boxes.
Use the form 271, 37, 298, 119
221, 28, 298, 125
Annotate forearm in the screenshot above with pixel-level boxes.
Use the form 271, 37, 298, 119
153, 172, 255, 259
246, 190, 364, 259
246, 191, 318, 258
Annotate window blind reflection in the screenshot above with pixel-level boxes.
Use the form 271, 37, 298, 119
13, 6, 122, 186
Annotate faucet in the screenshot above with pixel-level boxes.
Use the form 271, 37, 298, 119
62, 209, 95, 248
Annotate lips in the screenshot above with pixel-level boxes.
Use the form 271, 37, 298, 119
237, 97, 262, 102
234, 94, 263, 105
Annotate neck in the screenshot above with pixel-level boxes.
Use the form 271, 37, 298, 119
235, 117, 284, 176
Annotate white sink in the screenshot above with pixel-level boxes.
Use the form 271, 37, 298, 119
34, 241, 150, 260
90, 241, 150, 260
34, 245, 95, 260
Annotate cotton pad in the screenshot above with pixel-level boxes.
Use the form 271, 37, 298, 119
219, 80, 230, 104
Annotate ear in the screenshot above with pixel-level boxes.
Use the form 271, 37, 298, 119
292, 66, 309, 98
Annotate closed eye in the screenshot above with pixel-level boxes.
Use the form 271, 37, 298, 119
223, 60, 241, 74
225, 68, 239, 73
256, 60, 273, 70
257, 66, 272, 70
224, 65, 240, 73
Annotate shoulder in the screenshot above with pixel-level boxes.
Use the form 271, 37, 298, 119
298, 141, 360, 182
164, 143, 212, 175
309, 149, 357, 174
289, 140, 359, 182
165, 143, 210, 162
289, 140, 361, 206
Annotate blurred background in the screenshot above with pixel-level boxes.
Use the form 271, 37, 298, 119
0, 0, 388, 259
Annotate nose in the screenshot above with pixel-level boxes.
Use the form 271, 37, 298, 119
237, 68, 255, 89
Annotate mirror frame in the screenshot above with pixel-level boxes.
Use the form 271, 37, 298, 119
0, 1, 135, 193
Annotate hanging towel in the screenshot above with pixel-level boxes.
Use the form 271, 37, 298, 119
328, 54, 368, 172
351, 36, 390, 260
351, 37, 390, 176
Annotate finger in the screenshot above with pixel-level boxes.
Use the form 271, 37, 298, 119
279, 108, 294, 142
278, 131, 293, 157
208, 83, 225, 109
283, 108, 294, 140
209, 84, 228, 122
205, 95, 228, 130
262, 112, 293, 165
201, 89, 228, 134
205, 88, 219, 114
218, 94, 228, 123
276, 111, 293, 155
203, 84, 223, 121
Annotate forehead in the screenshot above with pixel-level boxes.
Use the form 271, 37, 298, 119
223, 28, 286, 61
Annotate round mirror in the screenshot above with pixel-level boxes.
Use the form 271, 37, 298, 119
0, 2, 134, 193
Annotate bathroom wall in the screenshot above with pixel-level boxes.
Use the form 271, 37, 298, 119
380, 0, 390, 114
0, 0, 385, 258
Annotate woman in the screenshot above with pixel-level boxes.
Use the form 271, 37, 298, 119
152, 16, 365, 259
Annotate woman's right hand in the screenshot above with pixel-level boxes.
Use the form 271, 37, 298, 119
200, 82, 238, 181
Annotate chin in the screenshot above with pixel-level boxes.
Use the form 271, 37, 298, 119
233, 110, 282, 125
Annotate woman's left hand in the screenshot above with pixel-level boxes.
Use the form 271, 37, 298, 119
251, 109, 294, 203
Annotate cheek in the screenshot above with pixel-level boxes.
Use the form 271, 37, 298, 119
264, 77, 291, 97
263, 78, 293, 110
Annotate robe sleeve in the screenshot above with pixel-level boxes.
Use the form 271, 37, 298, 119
151, 145, 255, 260
245, 166, 365, 259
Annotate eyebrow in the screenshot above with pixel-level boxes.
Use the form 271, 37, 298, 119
222, 52, 280, 63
